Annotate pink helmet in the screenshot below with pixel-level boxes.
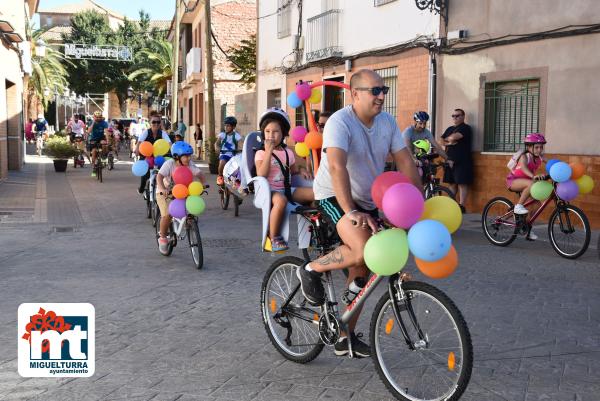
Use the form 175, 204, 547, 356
524, 133, 546, 145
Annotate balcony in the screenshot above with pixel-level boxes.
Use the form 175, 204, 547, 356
185, 47, 202, 84
305, 9, 343, 62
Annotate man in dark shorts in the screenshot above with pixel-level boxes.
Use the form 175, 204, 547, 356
441, 108, 473, 213
296, 69, 421, 358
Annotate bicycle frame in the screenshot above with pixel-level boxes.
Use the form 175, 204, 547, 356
171, 215, 195, 238
494, 190, 556, 227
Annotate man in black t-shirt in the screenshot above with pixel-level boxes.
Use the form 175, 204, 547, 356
441, 108, 473, 213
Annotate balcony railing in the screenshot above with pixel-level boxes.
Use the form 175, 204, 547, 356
185, 47, 202, 80
305, 9, 342, 62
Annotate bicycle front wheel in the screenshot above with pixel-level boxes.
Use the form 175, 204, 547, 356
425, 185, 455, 200
220, 187, 230, 210
187, 219, 204, 269
261, 256, 324, 363
548, 204, 590, 259
482, 197, 517, 246
371, 281, 472, 401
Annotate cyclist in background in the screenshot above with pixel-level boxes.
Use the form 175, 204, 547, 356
136, 114, 171, 194
68, 114, 90, 163
33, 113, 49, 156
87, 111, 109, 177
402, 111, 448, 165
215, 116, 243, 185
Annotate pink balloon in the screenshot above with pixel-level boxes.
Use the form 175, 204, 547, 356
556, 180, 579, 201
382, 183, 425, 229
371, 171, 411, 210
296, 83, 312, 101
145, 156, 155, 169
291, 126, 308, 142
172, 166, 193, 186
168, 198, 187, 218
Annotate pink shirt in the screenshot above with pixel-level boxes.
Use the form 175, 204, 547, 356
255, 148, 295, 190
508, 153, 542, 180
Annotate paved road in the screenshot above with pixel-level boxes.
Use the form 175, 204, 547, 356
1, 152, 599, 401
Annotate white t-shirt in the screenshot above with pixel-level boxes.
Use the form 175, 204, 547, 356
138, 129, 171, 143
130, 122, 140, 137
218, 131, 243, 156
158, 159, 203, 187
69, 120, 85, 136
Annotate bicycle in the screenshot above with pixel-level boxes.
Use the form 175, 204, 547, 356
261, 207, 473, 401
91, 142, 106, 183
218, 150, 243, 216
154, 187, 209, 269
35, 133, 45, 157
144, 167, 159, 223
482, 176, 590, 259
417, 153, 455, 199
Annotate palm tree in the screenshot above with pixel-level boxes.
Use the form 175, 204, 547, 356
27, 25, 71, 118
127, 39, 173, 96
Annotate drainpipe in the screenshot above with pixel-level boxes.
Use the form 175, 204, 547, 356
430, 53, 437, 137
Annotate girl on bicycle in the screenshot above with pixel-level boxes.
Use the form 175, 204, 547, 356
156, 141, 206, 255
506, 133, 547, 221
255, 108, 314, 252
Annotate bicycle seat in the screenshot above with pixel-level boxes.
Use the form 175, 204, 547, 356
418, 153, 440, 161
292, 205, 320, 215
507, 188, 522, 196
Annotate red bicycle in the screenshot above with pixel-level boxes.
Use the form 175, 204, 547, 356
482, 176, 590, 259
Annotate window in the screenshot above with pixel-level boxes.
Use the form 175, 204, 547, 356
484, 79, 540, 152
46, 16, 53, 26
374, 0, 397, 6
375, 67, 397, 118
267, 89, 281, 109
277, 0, 292, 38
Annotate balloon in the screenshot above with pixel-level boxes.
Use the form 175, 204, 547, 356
131, 160, 149, 176
309, 88, 322, 104
372, 171, 411, 210
549, 162, 572, 183
416, 245, 458, 279
421, 196, 462, 233
530, 180, 553, 201
287, 92, 302, 108
569, 162, 585, 180
295, 142, 310, 158
172, 166, 193, 186
576, 174, 594, 194
154, 156, 166, 168
382, 183, 424, 229
145, 156, 155, 169
186, 195, 206, 215
556, 180, 579, 201
139, 141, 154, 157
188, 181, 204, 196
172, 183, 189, 199
364, 229, 409, 276
296, 82, 312, 101
168, 198, 187, 218
304, 131, 323, 149
408, 220, 452, 262
545, 159, 560, 174
291, 126, 308, 143
153, 139, 170, 156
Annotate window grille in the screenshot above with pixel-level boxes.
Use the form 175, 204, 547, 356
375, 67, 398, 118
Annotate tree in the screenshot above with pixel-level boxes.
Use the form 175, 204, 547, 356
127, 39, 173, 96
228, 35, 256, 88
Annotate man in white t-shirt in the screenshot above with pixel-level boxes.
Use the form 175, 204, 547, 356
297, 69, 421, 358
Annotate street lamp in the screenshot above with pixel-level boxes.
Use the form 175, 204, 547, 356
35, 38, 46, 57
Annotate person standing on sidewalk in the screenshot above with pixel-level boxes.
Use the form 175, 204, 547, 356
194, 124, 203, 159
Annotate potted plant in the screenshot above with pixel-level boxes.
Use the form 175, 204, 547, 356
208, 135, 219, 174
43, 136, 79, 172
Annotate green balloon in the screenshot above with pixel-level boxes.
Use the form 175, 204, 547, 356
530, 181, 553, 201
186, 196, 206, 215
364, 229, 409, 276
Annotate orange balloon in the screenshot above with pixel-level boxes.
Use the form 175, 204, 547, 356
569, 161, 585, 180
415, 245, 458, 279
172, 184, 189, 199
304, 131, 323, 149
139, 141, 154, 157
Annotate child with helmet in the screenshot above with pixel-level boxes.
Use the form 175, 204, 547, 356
216, 116, 244, 184
255, 108, 314, 251
506, 133, 547, 238
156, 141, 207, 255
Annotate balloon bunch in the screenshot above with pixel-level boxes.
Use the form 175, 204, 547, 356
530, 160, 595, 201
131, 139, 171, 177
363, 171, 463, 280
287, 82, 323, 158
168, 167, 206, 218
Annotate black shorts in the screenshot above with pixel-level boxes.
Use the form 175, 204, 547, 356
317, 197, 378, 226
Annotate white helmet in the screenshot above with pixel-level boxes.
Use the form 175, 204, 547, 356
259, 107, 291, 136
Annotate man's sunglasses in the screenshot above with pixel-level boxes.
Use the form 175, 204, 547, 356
451, 114, 463, 118
317, 123, 325, 128
151, 121, 161, 124
355, 86, 390, 96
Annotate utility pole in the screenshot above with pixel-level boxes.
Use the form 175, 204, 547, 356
171, 0, 181, 125
204, 0, 216, 152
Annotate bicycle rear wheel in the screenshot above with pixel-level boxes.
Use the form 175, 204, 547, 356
220, 187, 230, 210
187, 218, 204, 269
261, 256, 324, 363
371, 281, 472, 401
548, 204, 590, 259
425, 185, 455, 200
481, 197, 517, 246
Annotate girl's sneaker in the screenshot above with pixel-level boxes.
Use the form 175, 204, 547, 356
158, 237, 169, 255
527, 229, 538, 241
514, 204, 529, 215
271, 237, 288, 252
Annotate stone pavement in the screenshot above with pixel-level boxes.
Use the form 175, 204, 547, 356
0, 152, 599, 401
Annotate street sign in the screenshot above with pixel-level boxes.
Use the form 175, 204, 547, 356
64, 44, 133, 61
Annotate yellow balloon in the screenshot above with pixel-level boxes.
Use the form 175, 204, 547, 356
421, 196, 462, 234
295, 142, 310, 158
188, 181, 204, 196
309, 88, 322, 104
576, 174, 594, 194
153, 139, 170, 156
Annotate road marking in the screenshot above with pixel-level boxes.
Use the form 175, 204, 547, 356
33, 163, 48, 223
